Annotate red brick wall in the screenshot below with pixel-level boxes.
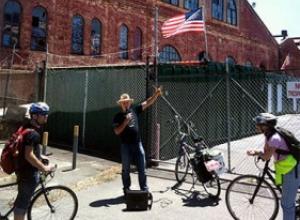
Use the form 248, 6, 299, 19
158, 0, 279, 69
0, 0, 285, 70
279, 38, 300, 75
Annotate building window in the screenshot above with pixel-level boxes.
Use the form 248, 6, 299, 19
226, 56, 236, 65
91, 18, 101, 55
71, 15, 84, 54
198, 51, 210, 63
159, 45, 181, 62
227, 0, 237, 25
31, 6, 47, 51
212, 0, 223, 21
119, 24, 128, 60
184, 0, 199, 10
133, 27, 142, 60
259, 63, 266, 70
245, 60, 252, 67
2, 0, 22, 48
162, 0, 179, 6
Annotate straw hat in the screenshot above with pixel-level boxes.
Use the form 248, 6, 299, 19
117, 93, 134, 104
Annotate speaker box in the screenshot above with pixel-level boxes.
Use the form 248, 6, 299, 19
125, 190, 153, 211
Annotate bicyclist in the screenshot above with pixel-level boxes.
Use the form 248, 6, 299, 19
113, 87, 162, 197
14, 102, 55, 220
247, 112, 300, 220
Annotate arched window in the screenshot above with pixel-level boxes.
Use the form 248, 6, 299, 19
71, 15, 84, 54
2, 0, 22, 48
133, 27, 142, 60
245, 60, 253, 67
226, 56, 236, 65
31, 6, 47, 51
198, 51, 210, 63
227, 0, 237, 25
259, 63, 266, 70
162, 0, 179, 6
119, 24, 128, 59
91, 18, 101, 55
184, 0, 198, 10
159, 45, 181, 62
212, 0, 223, 21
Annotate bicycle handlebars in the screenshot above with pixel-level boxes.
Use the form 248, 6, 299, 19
174, 114, 204, 143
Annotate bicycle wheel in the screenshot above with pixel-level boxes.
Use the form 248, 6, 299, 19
202, 173, 221, 199
28, 185, 78, 220
226, 175, 279, 220
296, 195, 300, 219
175, 154, 190, 183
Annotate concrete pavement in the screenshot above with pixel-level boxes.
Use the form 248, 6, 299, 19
0, 143, 283, 219
0, 143, 121, 189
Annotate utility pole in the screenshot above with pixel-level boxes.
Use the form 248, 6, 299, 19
2, 38, 17, 120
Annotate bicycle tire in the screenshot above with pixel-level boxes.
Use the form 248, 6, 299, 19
202, 173, 221, 199
225, 175, 279, 220
175, 154, 190, 183
27, 185, 78, 220
296, 194, 300, 219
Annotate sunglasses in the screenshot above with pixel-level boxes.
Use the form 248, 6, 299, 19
39, 112, 49, 116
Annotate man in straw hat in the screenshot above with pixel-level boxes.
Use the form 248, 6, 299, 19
113, 87, 162, 197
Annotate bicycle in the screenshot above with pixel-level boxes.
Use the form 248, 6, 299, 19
225, 156, 300, 220
0, 166, 78, 220
173, 115, 224, 199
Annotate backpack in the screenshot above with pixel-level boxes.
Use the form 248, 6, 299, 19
275, 127, 300, 161
0, 127, 32, 174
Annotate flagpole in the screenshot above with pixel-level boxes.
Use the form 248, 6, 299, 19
202, 6, 209, 60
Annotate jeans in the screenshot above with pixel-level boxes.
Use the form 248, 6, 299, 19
121, 142, 148, 191
281, 162, 300, 220
14, 173, 39, 215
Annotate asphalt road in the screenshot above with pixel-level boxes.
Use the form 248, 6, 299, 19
74, 172, 242, 220
74, 167, 286, 220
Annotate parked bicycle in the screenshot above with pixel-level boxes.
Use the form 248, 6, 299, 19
0, 166, 78, 220
173, 115, 225, 199
225, 156, 300, 220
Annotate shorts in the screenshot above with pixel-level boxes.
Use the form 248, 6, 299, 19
14, 173, 39, 215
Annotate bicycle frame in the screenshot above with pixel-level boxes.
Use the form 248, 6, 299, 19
0, 172, 54, 219
32, 176, 56, 213
249, 160, 281, 204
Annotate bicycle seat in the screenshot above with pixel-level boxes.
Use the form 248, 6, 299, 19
192, 135, 203, 143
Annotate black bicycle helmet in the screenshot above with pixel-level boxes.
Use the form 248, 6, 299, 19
253, 113, 277, 127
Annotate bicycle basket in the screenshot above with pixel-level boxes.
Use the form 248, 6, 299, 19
205, 150, 226, 175
191, 156, 213, 183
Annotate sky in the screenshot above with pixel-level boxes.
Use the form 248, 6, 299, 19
247, 0, 300, 40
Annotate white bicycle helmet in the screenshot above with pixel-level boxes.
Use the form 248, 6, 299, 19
29, 102, 49, 115
253, 113, 277, 127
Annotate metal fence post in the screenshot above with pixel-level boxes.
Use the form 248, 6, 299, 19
72, 125, 79, 170
226, 58, 232, 172
42, 132, 48, 155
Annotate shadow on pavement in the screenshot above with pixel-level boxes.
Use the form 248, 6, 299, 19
182, 191, 220, 207
89, 196, 124, 207
173, 188, 220, 207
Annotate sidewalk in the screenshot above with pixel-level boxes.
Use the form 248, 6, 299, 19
0, 143, 121, 192
0, 141, 236, 190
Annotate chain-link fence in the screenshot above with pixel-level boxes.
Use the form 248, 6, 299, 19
155, 63, 300, 175
2, 62, 300, 175
37, 63, 300, 173
45, 65, 149, 160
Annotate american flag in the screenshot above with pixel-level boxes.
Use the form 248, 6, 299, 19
161, 8, 205, 38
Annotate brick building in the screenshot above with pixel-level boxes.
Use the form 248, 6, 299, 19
0, 0, 298, 71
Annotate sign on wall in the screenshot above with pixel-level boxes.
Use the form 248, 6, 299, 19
287, 82, 300, 111
287, 82, 300, 98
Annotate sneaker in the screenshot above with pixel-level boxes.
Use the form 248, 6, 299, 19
123, 188, 130, 199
